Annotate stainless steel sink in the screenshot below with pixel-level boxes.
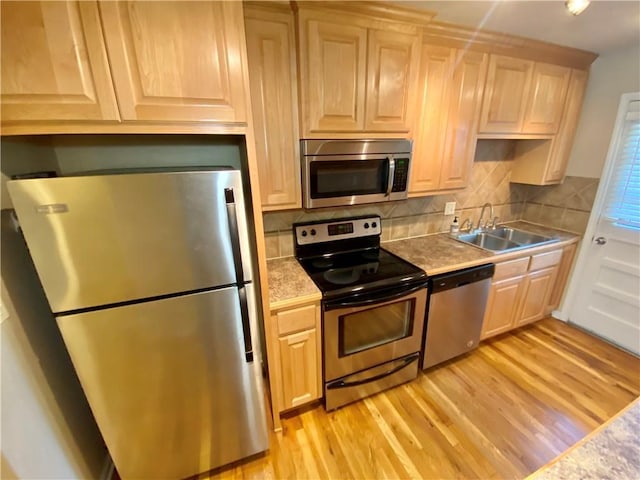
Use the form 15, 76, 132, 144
487, 226, 554, 245
453, 226, 559, 253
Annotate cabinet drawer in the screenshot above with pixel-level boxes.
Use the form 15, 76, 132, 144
493, 257, 529, 281
529, 249, 562, 271
276, 304, 316, 336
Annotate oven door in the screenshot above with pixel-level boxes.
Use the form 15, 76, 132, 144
323, 284, 427, 382
303, 155, 408, 208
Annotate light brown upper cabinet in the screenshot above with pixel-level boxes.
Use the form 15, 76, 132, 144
99, 1, 248, 123
542, 69, 589, 182
295, 5, 426, 137
479, 55, 570, 135
510, 69, 589, 185
244, 4, 301, 210
0, 1, 119, 123
410, 45, 488, 195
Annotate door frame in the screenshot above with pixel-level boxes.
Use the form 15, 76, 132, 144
557, 91, 640, 321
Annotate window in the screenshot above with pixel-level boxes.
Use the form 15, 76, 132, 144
604, 98, 640, 229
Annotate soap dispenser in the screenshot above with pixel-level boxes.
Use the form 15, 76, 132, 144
450, 216, 460, 233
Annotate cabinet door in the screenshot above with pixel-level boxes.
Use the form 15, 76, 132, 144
303, 19, 367, 133
245, 11, 301, 210
439, 50, 488, 190
522, 63, 571, 134
279, 329, 320, 409
99, 1, 247, 122
544, 69, 589, 183
547, 243, 577, 311
517, 266, 558, 326
365, 29, 420, 132
479, 55, 533, 133
481, 275, 526, 340
409, 45, 452, 194
1, 1, 119, 122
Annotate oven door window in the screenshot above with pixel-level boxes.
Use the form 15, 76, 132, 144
339, 298, 415, 357
310, 159, 389, 198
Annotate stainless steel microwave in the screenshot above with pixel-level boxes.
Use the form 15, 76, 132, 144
301, 139, 412, 209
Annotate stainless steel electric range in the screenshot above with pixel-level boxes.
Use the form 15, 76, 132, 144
294, 215, 428, 410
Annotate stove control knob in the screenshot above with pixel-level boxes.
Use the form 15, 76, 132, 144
364, 222, 369, 229
301, 230, 307, 237
310, 229, 317, 236
372, 221, 378, 228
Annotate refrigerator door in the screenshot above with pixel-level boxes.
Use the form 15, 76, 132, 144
57, 286, 268, 480
8, 170, 254, 313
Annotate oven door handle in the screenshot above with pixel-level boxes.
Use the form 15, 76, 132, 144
326, 353, 420, 390
323, 282, 427, 311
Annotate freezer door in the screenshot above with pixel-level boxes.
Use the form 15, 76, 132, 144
56, 287, 268, 479
8, 170, 254, 312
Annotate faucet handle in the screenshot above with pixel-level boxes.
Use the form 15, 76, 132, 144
489, 216, 499, 229
460, 218, 473, 232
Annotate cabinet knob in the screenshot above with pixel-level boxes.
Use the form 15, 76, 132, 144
594, 236, 607, 245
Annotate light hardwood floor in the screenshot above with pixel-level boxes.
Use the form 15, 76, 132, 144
202, 317, 639, 479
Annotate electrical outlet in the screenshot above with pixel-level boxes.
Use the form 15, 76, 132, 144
444, 201, 456, 215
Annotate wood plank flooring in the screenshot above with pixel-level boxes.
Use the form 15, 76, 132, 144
202, 318, 640, 479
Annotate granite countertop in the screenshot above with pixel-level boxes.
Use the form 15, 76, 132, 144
266, 221, 579, 308
383, 221, 579, 276
266, 257, 321, 310
528, 398, 640, 480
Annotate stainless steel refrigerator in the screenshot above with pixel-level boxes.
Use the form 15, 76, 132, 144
8, 169, 269, 479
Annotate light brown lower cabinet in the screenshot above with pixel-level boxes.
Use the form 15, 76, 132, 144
515, 266, 558, 327
481, 246, 574, 340
270, 302, 322, 416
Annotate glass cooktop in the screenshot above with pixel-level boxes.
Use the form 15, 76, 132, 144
297, 247, 426, 297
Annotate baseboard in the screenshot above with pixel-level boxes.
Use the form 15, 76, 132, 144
551, 309, 569, 321
99, 454, 114, 480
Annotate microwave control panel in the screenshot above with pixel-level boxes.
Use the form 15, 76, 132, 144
392, 157, 409, 192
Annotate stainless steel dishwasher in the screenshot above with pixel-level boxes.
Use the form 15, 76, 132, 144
423, 264, 495, 369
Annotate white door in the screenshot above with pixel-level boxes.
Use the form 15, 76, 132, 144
566, 93, 640, 355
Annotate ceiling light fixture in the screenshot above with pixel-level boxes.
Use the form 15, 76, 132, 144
565, 0, 591, 16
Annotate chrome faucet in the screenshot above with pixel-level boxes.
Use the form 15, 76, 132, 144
476, 202, 494, 230
460, 218, 473, 233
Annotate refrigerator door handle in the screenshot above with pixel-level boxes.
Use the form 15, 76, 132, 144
238, 286, 254, 363
225, 188, 245, 285
225, 188, 253, 363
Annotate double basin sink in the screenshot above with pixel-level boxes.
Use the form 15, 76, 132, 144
453, 226, 559, 253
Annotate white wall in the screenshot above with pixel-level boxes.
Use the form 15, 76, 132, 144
565, 42, 640, 178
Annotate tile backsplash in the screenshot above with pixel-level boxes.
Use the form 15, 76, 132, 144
263, 139, 599, 260
521, 176, 599, 234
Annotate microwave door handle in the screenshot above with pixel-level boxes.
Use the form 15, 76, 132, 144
386, 157, 395, 196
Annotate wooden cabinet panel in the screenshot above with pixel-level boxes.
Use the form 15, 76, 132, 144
1, 1, 119, 122
99, 1, 247, 122
304, 19, 367, 132
529, 249, 562, 271
276, 303, 316, 336
410, 45, 451, 193
493, 257, 529, 281
544, 69, 589, 183
439, 50, 488, 190
245, 10, 301, 210
481, 275, 525, 340
522, 63, 571, 134
548, 243, 577, 311
517, 266, 557, 326
365, 29, 419, 132
410, 46, 487, 195
480, 55, 533, 133
279, 329, 319, 409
